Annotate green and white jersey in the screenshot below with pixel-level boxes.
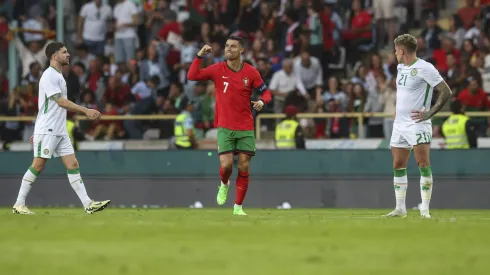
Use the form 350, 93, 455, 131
395, 58, 443, 126
34, 67, 68, 136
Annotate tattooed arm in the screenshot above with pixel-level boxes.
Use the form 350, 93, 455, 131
51, 93, 101, 120
411, 80, 452, 123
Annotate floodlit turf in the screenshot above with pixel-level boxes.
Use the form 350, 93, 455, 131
1, 208, 490, 275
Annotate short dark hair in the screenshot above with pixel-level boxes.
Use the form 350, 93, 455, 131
45, 42, 66, 59
227, 36, 244, 47
450, 100, 463, 114
149, 76, 160, 86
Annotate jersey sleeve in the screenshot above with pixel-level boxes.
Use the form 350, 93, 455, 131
46, 74, 62, 98
187, 57, 216, 81
420, 63, 443, 87
251, 68, 272, 104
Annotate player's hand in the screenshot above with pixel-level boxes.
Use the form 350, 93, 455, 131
251, 100, 264, 111
198, 45, 212, 57
85, 109, 101, 120
29, 136, 33, 144
411, 108, 430, 123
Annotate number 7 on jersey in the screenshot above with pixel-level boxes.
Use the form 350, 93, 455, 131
223, 81, 229, 93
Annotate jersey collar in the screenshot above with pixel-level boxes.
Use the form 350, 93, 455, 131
226, 61, 244, 73
406, 58, 419, 67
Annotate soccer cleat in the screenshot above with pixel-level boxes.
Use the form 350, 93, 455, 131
383, 209, 407, 218
216, 182, 229, 205
420, 209, 431, 218
12, 205, 35, 215
85, 200, 111, 214
233, 205, 247, 216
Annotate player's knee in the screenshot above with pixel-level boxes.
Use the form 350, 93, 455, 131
65, 159, 80, 170
393, 161, 406, 170
237, 161, 250, 172
417, 160, 430, 168
31, 160, 45, 172
220, 161, 233, 171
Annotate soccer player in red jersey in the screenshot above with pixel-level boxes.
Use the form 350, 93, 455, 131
187, 36, 272, 215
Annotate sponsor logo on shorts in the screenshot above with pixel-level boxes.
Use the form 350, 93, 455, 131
410, 68, 417, 76
43, 149, 49, 155
48, 129, 52, 132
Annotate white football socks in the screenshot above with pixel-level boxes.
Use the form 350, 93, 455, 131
15, 166, 39, 206
67, 168, 92, 208
394, 168, 408, 212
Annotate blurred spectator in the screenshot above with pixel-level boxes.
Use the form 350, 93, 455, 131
113, 0, 140, 64
102, 75, 131, 113
145, 0, 176, 44
364, 74, 386, 138
420, 13, 443, 51
433, 36, 460, 74
322, 76, 348, 111
294, 51, 322, 107
444, 53, 465, 93
458, 0, 481, 30
0, 12, 8, 73
465, 15, 482, 45
282, 9, 300, 57
269, 58, 297, 115
124, 76, 159, 139
372, 0, 396, 49
14, 34, 52, 77
71, 44, 95, 70
380, 76, 396, 140
62, 65, 81, 103
457, 74, 490, 136
447, 14, 465, 49
78, 0, 112, 56
416, 36, 433, 63
21, 61, 41, 85
306, 2, 323, 60
348, 83, 367, 138
342, 0, 373, 66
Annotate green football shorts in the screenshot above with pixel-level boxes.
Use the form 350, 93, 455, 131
217, 127, 256, 156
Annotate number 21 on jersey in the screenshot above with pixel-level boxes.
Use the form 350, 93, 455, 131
398, 74, 408, 86
223, 81, 229, 93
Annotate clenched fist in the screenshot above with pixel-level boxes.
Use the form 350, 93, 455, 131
85, 109, 101, 120
198, 45, 212, 57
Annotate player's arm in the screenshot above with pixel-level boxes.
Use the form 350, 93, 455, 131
420, 80, 452, 121
51, 93, 101, 120
187, 45, 215, 81
412, 65, 452, 122
251, 69, 272, 111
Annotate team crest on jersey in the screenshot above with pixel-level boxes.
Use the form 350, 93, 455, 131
242, 77, 249, 88
43, 149, 49, 155
410, 68, 418, 76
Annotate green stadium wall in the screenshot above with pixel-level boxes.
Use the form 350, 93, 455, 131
0, 150, 488, 177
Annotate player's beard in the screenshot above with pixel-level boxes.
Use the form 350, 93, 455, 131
225, 52, 239, 61
59, 57, 69, 66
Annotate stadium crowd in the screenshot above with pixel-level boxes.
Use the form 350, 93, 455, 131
0, 0, 489, 143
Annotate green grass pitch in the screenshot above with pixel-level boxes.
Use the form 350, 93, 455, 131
1, 208, 489, 275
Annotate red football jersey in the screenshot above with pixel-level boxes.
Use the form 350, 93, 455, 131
188, 57, 272, 130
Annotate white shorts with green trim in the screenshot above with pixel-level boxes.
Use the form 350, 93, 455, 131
390, 123, 432, 149
33, 134, 74, 159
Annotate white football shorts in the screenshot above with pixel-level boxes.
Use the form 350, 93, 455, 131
33, 134, 74, 159
390, 123, 432, 149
